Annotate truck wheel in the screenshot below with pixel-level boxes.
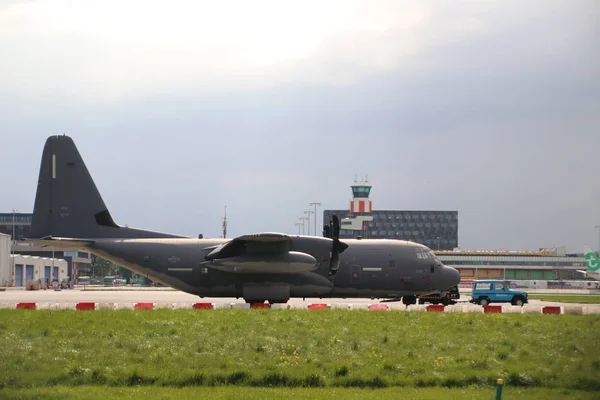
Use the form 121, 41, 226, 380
478, 297, 489, 306
512, 297, 524, 307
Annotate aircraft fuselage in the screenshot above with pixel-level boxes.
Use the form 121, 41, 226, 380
79, 236, 459, 302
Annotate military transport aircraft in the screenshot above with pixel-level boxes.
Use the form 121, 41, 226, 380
27, 135, 461, 304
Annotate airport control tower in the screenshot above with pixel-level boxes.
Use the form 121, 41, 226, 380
341, 176, 374, 238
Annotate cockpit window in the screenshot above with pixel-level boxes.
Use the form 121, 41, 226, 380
416, 247, 438, 262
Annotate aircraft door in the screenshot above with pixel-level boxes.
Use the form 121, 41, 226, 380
198, 265, 211, 286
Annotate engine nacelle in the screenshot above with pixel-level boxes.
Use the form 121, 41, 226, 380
205, 251, 317, 274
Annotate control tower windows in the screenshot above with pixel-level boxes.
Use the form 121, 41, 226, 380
351, 186, 371, 198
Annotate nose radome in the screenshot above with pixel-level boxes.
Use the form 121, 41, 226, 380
446, 266, 461, 287
444, 265, 460, 288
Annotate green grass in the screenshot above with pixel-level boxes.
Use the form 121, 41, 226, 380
1, 386, 597, 400
0, 310, 598, 392
528, 294, 600, 304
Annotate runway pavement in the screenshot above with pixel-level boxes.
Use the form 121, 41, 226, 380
1, 287, 599, 309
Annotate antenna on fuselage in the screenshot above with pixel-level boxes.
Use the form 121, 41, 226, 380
222, 206, 227, 239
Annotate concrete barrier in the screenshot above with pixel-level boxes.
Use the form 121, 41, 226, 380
445, 305, 464, 313
36, 302, 57, 310
16, 302, 36, 310
0, 303, 15, 309
97, 303, 115, 310
116, 303, 135, 310
213, 303, 233, 310
76, 302, 96, 311
462, 305, 483, 313
135, 302, 154, 310
348, 303, 369, 310
522, 305, 542, 314
368, 304, 389, 311
563, 306, 584, 315
287, 303, 307, 310
542, 306, 561, 315
483, 305, 502, 313
154, 303, 174, 310
502, 305, 523, 314
406, 305, 427, 312
330, 303, 351, 310
426, 304, 445, 312
270, 303, 290, 310
232, 303, 250, 309
387, 303, 408, 311
193, 302, 214, 310
582, 307, 600, 315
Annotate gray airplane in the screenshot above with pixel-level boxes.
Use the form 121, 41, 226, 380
28, 135, 461, 304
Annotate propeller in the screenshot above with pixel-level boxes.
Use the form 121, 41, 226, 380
323, 214, 348, 277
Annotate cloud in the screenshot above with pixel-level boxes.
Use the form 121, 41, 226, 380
0, 1, 506, 101
0, 1, 598, 250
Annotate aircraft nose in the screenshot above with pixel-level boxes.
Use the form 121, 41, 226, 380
444, 265, 461, 288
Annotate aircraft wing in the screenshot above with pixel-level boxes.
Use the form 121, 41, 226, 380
202, 232, 318, 274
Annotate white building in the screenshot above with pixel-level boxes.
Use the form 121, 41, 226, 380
0, 233, 10, 287
11, 255, 68, 288
0, 232, 70, 287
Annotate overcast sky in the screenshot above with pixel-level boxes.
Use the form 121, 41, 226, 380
1, 0, 599, 252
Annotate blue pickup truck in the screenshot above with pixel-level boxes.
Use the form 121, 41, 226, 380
470, 279, 528, 306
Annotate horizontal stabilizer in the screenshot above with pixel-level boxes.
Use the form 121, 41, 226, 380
25, 236, 95, 249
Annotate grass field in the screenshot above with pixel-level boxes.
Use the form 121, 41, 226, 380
1, 386, 598, 400
528, 294, 600, 304
0, 310, 598, 395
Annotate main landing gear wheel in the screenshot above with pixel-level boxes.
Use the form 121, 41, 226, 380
245, 299, 265, 304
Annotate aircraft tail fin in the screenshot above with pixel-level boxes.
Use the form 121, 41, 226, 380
584, 246, 600, 273
30, 135, 183, 240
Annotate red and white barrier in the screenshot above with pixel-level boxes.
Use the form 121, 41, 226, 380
1, 302, 598, 315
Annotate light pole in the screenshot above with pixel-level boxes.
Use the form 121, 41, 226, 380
309, 202, 322, 236
304, 210, 314, 236
436, 236, 441, 250
299, 217, 308, 235
294, 222, 302, 235
11, 208, 17, 286
595, 225, 600, 255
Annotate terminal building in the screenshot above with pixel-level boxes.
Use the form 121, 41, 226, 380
323, 178, 458, 250
435, 247, 590, 283
322, 178, 594, 284
0, 212, 92, 283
